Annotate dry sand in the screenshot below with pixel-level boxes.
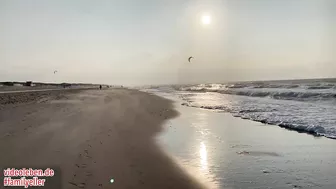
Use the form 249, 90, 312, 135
0, 89, 205, 189
0, 88, 90, 105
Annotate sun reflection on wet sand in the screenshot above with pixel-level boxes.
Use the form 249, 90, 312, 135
200, 141, 208, 171
157, 105, 221, 189
164, 152, 220, 189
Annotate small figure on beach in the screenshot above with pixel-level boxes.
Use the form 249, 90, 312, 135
99, 85, 102, 90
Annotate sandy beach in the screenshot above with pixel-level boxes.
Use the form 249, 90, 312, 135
2, 0, 334, 188
1, 88, 336, 189
0, 88, 205, 189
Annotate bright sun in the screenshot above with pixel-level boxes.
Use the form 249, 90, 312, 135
201, 14, 211, 25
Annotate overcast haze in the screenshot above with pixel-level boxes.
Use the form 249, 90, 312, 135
0, 0, 335, 85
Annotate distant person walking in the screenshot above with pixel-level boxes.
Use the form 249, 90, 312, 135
99, 85, 102, 90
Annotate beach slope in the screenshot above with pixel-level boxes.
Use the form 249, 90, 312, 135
0, 89, 204, 189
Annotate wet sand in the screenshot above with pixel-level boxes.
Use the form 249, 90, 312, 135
156, 99, 336, 189
0, 89, 205, 189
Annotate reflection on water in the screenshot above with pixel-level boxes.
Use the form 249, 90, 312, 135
157, 104, 221, 189
155, 90, 336, 189
193, 112, 210, 172
200, 142, 208, 171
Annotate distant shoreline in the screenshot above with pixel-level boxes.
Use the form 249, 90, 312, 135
0, 81, 105, 87
0, 81, 123, 93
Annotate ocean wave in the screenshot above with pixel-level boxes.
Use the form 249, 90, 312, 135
232, 114, 335, 139
224, 90, 336, 100
210, 83, 301, 89
307, 86, 334, 90
181, 102, 336, 139
149, 79, 336, 140
182, 102, 233, 112
227, 84, 247, 89
180, 87, 336, 101
251, 84, 300, 89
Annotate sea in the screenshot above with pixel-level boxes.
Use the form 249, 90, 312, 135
143, 78, 336, 139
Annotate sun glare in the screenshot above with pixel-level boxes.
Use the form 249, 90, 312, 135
201, 14, 211, 25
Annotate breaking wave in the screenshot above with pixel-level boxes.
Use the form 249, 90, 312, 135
150, 78, 336, 140
180, 82, 336, 102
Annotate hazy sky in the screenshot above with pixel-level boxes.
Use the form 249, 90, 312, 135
0, 0, 335, 85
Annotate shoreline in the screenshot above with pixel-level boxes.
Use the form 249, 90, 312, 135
156, 99, 336, 189
1, 88, 335, 188
0, 88, 206, 189
147, 86, 336, 141
185, 104, 335, 140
